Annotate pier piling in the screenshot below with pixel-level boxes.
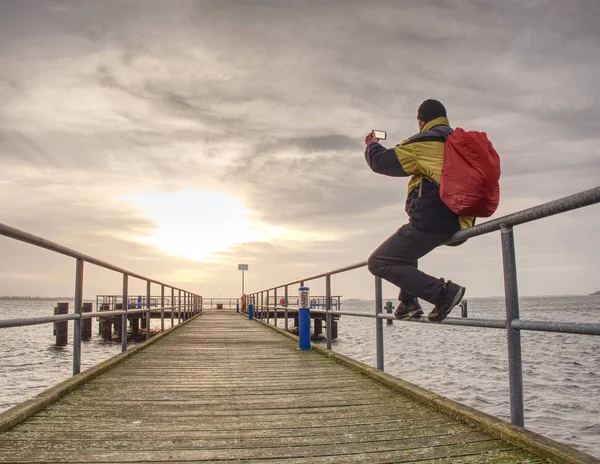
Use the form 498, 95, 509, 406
54, 302, 68, 346
81, 302, 92, 339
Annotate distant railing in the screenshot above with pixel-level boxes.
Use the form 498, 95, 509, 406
0, 224, 202, 375
202, 297, 241, 310
249, 186, 600, 428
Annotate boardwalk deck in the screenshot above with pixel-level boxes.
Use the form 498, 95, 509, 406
0, 311, 577, 463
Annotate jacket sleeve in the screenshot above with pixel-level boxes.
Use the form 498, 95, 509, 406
364, 142, 408, 177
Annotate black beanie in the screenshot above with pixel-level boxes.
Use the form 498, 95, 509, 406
417, 99, 447, 123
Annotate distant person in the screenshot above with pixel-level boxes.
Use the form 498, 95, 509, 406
364, 99, 474, 322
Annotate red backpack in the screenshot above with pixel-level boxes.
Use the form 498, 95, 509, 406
440, 128, 500, 217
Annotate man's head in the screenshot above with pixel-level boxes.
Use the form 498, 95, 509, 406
417, 99, 447, 130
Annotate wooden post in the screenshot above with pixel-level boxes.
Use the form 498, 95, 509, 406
82, 302, 93, 339
131, 316, 139, 336
114, 303, 122, 339
314, 318, 323, 336
331, 319, 338, 339
99, 303, 109, 334
55, 302, 69, 346
102, 303, 114, 341
101, 319, 112, 341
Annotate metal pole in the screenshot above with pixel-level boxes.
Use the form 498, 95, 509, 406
171, 287, 174, 326
284, 286, 289, 331
274, 288, 278, 327
375, 276, 384, 371
242, 269, 245, 296
501, 225, 524, 427
121, 274, 128, 352
260, 291, 264, 320
178, 289, 181, 323
266, 289, 270, 324
73, 258, 84, 375
161, 285, 165, 332
326, 274, 332, 350
146, 281, 151, 339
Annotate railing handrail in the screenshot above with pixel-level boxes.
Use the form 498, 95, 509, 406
0, 222, 187, 291
0, 222, 203, 376
262, 186, 600, 290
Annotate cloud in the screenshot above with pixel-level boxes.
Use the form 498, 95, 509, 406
0, 0, 599, 299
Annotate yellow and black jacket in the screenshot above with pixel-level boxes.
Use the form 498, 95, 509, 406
365, 117, 474, 233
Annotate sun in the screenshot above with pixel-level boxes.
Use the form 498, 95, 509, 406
124, 190, 271, 261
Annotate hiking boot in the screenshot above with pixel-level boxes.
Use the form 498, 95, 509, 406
394, 299, 424, 319
428, 280, 466, 322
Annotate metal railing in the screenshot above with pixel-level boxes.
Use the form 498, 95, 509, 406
202, 297, 241, 310
0, 223, 203, 375
249, 186, 600, 428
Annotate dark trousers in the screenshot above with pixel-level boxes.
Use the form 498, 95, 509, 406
367, 223, 455, 304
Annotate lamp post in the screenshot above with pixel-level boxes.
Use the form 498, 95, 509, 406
238, 264, 248, 295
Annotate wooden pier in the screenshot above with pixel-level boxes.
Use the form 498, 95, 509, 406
0, 311, 596, 463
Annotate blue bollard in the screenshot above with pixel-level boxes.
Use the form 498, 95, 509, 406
236, 303, 239, 313
248, 303, 253, 320
298, 286, 311, 350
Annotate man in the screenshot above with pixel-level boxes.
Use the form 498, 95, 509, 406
364, 99, 473, 322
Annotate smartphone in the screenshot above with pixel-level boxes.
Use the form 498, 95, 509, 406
372, 130, 387, 140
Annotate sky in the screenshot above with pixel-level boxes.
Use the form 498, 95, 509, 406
0, 0, 599, 302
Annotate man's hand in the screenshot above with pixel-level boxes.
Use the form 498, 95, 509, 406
365, 131, 379, 146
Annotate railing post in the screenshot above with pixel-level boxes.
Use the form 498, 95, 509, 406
326, 275, 332, 350
73, 258, 84, 375
284, 286, 289, 331
375, 276, 384, 371
171, 288, 175, 327
178, 289, 181, 323
146, 281, 151, 340
260, 291, 264, 320
266, 289, 270, 324
121, 274, 128, 352
274, 288, 278, 327
501, 225, 525, 427
461, 300, 468, 318
161, 285, 165, 332
298, 286, 311, 350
